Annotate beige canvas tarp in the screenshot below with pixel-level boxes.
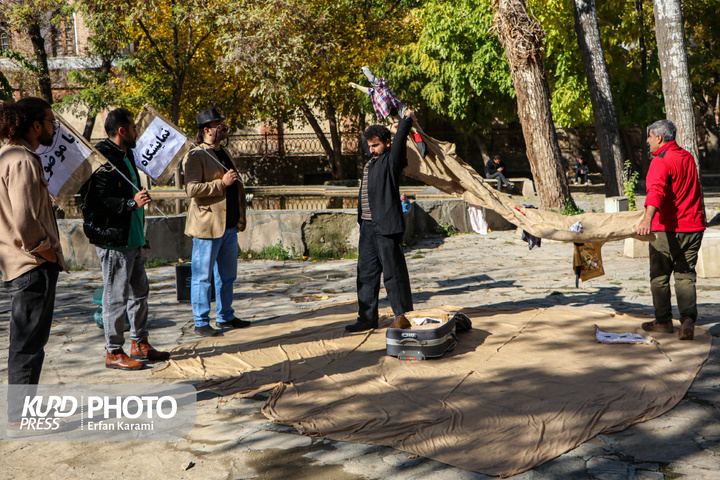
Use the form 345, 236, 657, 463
154, 304, 710, 477
404, 132, 653, 243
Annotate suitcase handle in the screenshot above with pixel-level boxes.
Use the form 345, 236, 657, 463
398, 338, 426, 346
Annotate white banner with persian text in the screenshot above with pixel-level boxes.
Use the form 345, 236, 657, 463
132, 105, 192, 185
36, 115, 105, 204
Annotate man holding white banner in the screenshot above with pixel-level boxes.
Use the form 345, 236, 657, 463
184, 107, 249, 337
0, 97, 66, 435
81, 108, 170, 369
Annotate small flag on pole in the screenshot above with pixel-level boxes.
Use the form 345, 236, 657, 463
36, 114, 106, 205
132, 105, 193, 185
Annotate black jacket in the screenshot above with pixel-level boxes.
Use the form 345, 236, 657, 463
357, 117, 412, 236
485, 158, 505, 176
81, 139, 141, 248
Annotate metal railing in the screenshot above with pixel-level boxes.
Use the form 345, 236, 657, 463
226, 132, 360, 157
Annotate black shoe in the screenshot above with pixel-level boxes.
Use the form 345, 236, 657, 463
345, 319, 378, 332
507, 182, 514, 190
195, 325, 221, 337
216, 317, 251, 329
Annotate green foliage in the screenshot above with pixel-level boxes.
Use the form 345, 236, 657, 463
238, 241, 358, 261
530, 0, 664, 129
307, 245, 358, 260
0, 73, 11, 101
239, 242, 293, 261
218, 0, 417, 128
73, 0, 255, 129
623, 159, 640, 211
684, 0, 720, 127
341, 249, 359, 260
54, 1, 127, 121
0, 48, 43, 100
144, 258, 176, 268
434, 222, 458, 237
383, 0, 515, 133
558, 198, 584, 216
66, 263, 86, 272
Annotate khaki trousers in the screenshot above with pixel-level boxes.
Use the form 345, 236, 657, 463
649, 231, 703, 324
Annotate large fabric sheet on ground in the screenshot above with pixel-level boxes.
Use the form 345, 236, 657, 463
154, 304, 709, 477
404, 132, 651, 243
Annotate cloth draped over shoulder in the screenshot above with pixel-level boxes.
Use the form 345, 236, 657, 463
403, 131, 651, 243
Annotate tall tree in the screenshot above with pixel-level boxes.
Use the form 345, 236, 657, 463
653, 0, 699, 170
5, 0, 61, 103
572, 0, 625, 196
120, 0, 222, 125
683, 0, 720, 172
219, 0, 417, 180
531, 0, 664, 176
382, 0, 516, 163
492, 0, 571, 210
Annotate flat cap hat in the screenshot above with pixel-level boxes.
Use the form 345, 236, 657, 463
196, 107, 225, 128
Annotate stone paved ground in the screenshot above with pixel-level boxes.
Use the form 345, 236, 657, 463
1, 193, 719, 479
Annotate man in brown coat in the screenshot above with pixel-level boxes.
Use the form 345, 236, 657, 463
0, 97, 66, 435
183, 108, 249, 336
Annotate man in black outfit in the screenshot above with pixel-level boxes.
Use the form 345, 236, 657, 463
485, 155, 513, 191
346, 110, 416, 332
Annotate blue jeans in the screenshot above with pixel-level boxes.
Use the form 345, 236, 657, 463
575, 166, 588, 184
191, 228, 238, 326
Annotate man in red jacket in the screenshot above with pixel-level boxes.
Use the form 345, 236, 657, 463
637, 120, 705, 341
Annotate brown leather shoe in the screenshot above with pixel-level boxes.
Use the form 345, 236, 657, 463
678, 318, 695, 341
641, 320, 674, 334
106, 348, 145, 370
130, 338, 170, 361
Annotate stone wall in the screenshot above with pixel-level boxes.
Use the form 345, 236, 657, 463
58, 215, 192, 269
58, 199, 516, 268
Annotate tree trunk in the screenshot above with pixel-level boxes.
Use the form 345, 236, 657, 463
562, 127, 583, 170
26, 21, 53, 104
357, 111, 367, 178
470, 133, 490, 165
324, 100, 344, 180
653, 0, 700, 171
300, 103, 336, 178
635, 0, 647, 76
573, 0, 626, 196
492, 0, 571, 210
170, 71, 183, 125
699, 92, 720, 172
82, 113, 96, 140
276, 113, 285, 159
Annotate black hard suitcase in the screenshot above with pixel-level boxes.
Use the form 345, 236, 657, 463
386, 311, 470, 360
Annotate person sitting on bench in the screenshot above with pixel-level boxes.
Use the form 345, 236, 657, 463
485, 155, 513, 191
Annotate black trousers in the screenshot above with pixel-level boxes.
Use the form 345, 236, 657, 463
356, 220, 413, 324
4, 262, 59, 421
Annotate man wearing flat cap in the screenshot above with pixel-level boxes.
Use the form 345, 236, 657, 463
183, 108, 249, 336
